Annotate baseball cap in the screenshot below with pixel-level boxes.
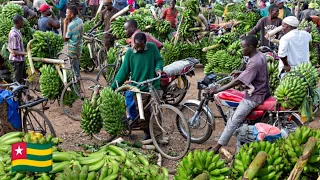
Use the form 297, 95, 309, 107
157, 0, 164, 4
39, 4, 52, 13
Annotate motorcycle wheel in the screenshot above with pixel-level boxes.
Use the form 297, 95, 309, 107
164, 76, 189, 106
177, 102, 214, 144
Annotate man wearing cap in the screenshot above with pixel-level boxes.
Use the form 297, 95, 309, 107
38, 4, 60, 33
275, 0, 293, 19
33, 0, 47, 11
89, 0, 119, 50
278, 16, 312, 79
155, 0, 165, 19
162, 0, 178, 28
299, 3, 319, 21
21, 0, 37, 21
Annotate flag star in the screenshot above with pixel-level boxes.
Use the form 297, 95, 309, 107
15, 146, 23, 155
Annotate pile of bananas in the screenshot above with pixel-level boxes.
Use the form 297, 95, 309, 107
178, 9, 197, 38
81, 94, 102, 135
31, 31, 64, 59
39, 64, 62, 100
267, 60, 279, 95
22, 131, 54, 144
205, 49, 242, 74
52, 144, 168, 179
154, 20, 172, 36
98, 87, 125, 135
275, 62, 318, 109
226, 40, 242, 56
280, 126, 320, 178
232, 141, 284, 180
110, 16, 128, 39
1, 3, 24, 19
174, 150, 230, 180
298, 19, 320, 44
79, 45, 93, 70
310, 46, 319, 66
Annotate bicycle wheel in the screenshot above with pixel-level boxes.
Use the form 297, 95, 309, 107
150, 104, 190, 160
60, 77, 99, 121
95, 64, 117, 86
22, 108, 56, 137
178, 102, 213, 144
164, 75, 189, 106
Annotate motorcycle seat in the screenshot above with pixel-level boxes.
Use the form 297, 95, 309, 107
163, 59, 196, 76
253, 123, 281, 141
255, 96, 277, 111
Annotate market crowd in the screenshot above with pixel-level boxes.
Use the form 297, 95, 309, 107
1, 0, 320, 149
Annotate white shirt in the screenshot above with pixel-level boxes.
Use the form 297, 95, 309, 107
278, 29, 312, 75
33, 0, 47, 11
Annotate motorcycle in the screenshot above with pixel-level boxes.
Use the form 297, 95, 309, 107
161, 58, 199, 106
177, 72, 303, 148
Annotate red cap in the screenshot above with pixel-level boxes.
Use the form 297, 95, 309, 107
39, 4, 52, 13
157, 0, 164, 4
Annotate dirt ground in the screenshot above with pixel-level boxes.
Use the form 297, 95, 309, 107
43, 66, 320, 173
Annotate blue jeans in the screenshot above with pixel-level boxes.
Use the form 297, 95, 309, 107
126, 91, 137, 120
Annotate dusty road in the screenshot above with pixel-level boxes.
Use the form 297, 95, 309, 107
43, 66, 320, 171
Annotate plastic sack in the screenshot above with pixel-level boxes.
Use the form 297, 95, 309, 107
163, 60, 191, 76
253, 123, 281, 142
0, 89, 21, 129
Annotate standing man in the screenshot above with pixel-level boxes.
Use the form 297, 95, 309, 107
21, 0, 37, 20
124, 19, 163, 49
248, 4, 282, 47
89, 0, 119, 50
51, 0, 67, 35
33, 0, 47, 11
207, 35, 270, 153
64, 5, 84, 78
111, 33, 164, 141
155, 0, 165, 19
275, 0, 293, 19
278, 16, 312, 79
88, 0, 99, 17
38, 4, 60, 33
162, 0, 178, 28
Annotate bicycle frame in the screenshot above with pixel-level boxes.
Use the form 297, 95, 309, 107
83, 32, 105, 61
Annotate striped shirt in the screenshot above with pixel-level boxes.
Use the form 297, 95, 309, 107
66, 17, 84, 58
8, 27, 25, 62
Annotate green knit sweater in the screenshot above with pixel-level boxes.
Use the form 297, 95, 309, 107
111, 42, 164, 92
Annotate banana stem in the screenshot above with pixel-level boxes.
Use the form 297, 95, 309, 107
242, 151, 267, 180
90, 85, 100, 106
287, 137, 317, 180
194, 172, 210, 180
202, 43, 221, 52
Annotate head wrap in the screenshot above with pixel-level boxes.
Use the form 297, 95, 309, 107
283, 16, 299, 27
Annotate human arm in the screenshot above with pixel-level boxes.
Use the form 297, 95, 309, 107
278, 38, 290, 72
89, 11, 104, 32
63, 18, 70, 41
248, 18, 262, 35
8, 36, 27, 56
111, 51, 131, 90
27, 8, 37, 20
52, 0, 67, 10
48, 18, 61, 29
161, 8, 167, 19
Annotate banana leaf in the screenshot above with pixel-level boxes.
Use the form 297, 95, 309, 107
298, 95, 313, 124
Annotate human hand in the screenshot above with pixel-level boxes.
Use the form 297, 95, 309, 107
231, 70, 242, 76
283, 65, 291, 72
205, 86, 219, 95
239, 34, 246, 39
156, 70, 162, 77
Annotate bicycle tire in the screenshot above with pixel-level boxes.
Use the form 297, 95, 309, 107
164, 75, 189, 106
22, 108, 56, 137
178, 102, 213, 144
60, 77, 99, 121
95, 64, 117, 86
150, 104, 190, 160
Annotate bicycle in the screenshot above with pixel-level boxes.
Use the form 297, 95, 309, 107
82, 31, 106, 72
26, 42, 99, 121
95, 44, 130, 85
92, 75, 191, 160
0, 82, 56, 137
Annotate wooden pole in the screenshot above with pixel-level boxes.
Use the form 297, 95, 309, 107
242, 151, 267, 180
174, 16, 183, 46
287, 137, 317, 180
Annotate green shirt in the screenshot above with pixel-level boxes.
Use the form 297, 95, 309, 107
111, 42, 164, 92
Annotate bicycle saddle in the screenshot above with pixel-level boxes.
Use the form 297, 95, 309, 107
10, 84, 27, 94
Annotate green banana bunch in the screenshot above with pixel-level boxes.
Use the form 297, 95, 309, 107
280, 126, 320, 178
0, 132, 23, 146
309, 45, 319, 66
110, 16, 127, 39
227, 40, 242, 56
174, 150, 229, 180
232, 141, 284, 180
98, 87, 125, 135
31, 31, 64, 60
292, 62, 318, 89
154, 20, 172, 36
178, 9, 197, 38
79, 45, 93, 70
81, 92, 103, 134
1, 3, 24, 19
267, 60, 279, 95
298, 19, 320, 44
39, 64, 62, 100
205, 49, 242, 74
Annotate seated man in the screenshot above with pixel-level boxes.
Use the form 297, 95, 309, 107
207, 35, 270, 153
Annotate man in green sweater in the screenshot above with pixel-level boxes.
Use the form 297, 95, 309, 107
111, 32, 164, 140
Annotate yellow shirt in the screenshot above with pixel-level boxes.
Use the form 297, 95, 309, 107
278, 9, 284, 19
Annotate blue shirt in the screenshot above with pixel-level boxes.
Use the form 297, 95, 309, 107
55, 0, 67, 10
66, 17, 84, 57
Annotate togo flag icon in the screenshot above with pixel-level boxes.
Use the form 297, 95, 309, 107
11, 142, 53, 172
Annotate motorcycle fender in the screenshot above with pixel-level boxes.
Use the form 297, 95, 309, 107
181, 99, 215, 130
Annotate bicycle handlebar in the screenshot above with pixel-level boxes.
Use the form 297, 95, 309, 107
128, 75, 161, 86
0, 81, 22, 87
56, 52, 72, 60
